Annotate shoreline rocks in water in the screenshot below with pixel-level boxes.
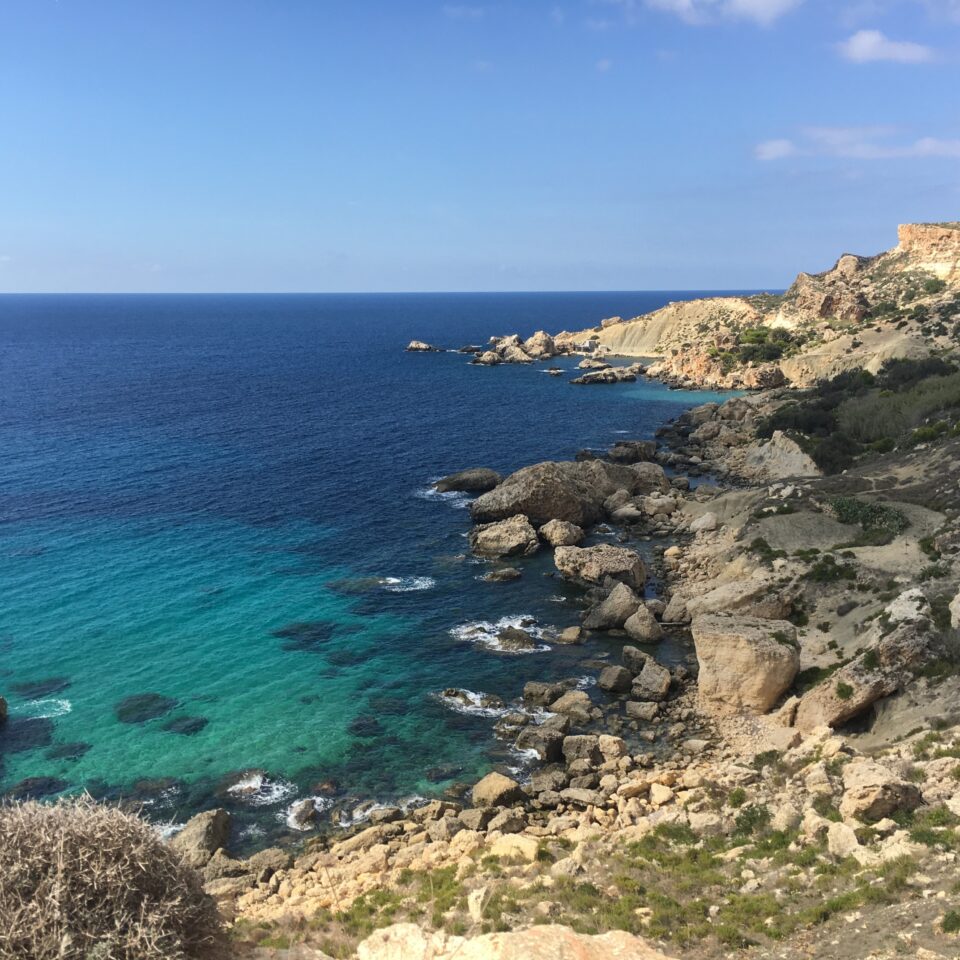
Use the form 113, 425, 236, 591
405, 340, 439, 352
433, 467, 502, 494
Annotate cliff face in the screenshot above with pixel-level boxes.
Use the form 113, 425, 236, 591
559, 223, 960, 388
895, 222, 960, 281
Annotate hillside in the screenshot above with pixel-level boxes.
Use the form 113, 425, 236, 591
553, 223, 960, 389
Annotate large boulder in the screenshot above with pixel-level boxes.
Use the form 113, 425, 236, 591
355, 923, 678, 959
468, 515, 539, 558
406, 340, 438, 352
548, 690, 594, 725
169, 809, 231, 868
632, 660, 671, 702
582, 582, 641, 630
607, 440, 656, 464
471, 772, 524, 807
794, 661, 894, 733
434, 468, 502, 494
624, 605, 663, 643
554, 545, 646, 591
629, 461, 672, 495
839, 759, 922, 822
523, 330, 557, 358
692, 614, 800, 716
470, 460, 645, 527
539, 519, 584, 547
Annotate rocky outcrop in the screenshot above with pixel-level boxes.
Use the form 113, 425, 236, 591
538, 519, 584, 547
523, 330, 558, 359
434, 468, 502, 494
582, 583, 641, 630
692, 614, 799, 716
896, 222, 960, 282
470, 460, 644, 527
740, 431, 820, 481
406, 340, 439, 352
471, 772, 524, 807
554, 545, 646, 591
468, 515, 539, 558
571, 365, 641, 385
356, 923, 676, 960
169, 809, 231, 868
839, 759, 922, 822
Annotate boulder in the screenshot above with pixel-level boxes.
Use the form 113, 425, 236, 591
470, 460, 644, 527
548, 690, 594, 725
483, 567, 522, 583
169, 809, 231, 868
474, 351, 501, 365
434, 468, 502, 494
501, 344, 534, 364
539, 519, 584, 547
951, 588, 960, 629
495, 626, 540, 652
583, 583, 641, 630
632, 660, 671, 702
406, 340, 438, 352
629, 461, 672, 495
624, 606, 663, 643
839, 759, 922, 822
523, 330, 557, 358
607, 440, 657, 464
562, 735, 602, 764
622, 645, 649, 674
469, 514, 539, 558
689, 512, 718, 533
597, 665, 632, 693
794, 662, 895, 733
556, 626, 583, 645
522, 681, 566, 706
692, 615, 799, 716
472, 772, 524, 807
626, 701, 659, 721
515, 725, 565, 763
554, 545, 646, 591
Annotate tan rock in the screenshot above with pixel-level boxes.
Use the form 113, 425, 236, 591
472, 772, 524, 808
356, 922, 677, 959
539, 519, 584, 547
487, 833, 540, 862
839, 759, 922, 822
554, 544, 646, 591
469, 515, 539, 558
692, 614, 799, 716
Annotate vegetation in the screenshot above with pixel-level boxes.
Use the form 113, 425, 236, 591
708, 326, 801, 373
757, 358, 960, 473
0, 798, 220, 960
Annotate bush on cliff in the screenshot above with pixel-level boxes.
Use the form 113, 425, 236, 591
0, 797, 220, 960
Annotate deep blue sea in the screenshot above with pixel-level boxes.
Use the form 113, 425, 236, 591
0, 292, 737, 848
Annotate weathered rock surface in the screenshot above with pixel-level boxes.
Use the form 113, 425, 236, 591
839, 759, 922, 822
554, 545, 646, 591
624, 605, 663, 643
468, 515, 539, 558
539, 519, 584, 547
582, 582, 641, 630
692, 614, 799, 716
472, 772, 524, 807
434, 468, 502, 493
169, 808, 231, 868
406, 340, 438, 352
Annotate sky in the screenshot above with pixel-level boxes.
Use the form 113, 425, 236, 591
0, 0, 958, 292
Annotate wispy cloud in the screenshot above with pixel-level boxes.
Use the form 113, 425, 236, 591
442, 4, 485, 19
607, 0, 803, 26
838, 29, 934, 63
595, 57, 614, 71
0, 255, 12, 264
756, 126, 960, 160
755, 138, 797, 160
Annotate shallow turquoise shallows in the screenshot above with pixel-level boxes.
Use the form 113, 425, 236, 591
0, 292, 742, 848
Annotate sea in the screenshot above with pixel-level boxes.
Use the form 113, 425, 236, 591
0, 291, 740, 849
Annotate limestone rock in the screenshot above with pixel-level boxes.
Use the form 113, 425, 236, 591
950, 588, 960, 629
406, 340, 438, 352
469, 514, 539, 558
434, 468, 502, 494
583, 582, 641, 630
794, 662, 895, 733
631, 660, 671, 702
598, 665, 632, 693
549, 690, 594, 724
689, 511, 718, 533
624, 605, 663, 643
554, 545, 646, 591
839, 759, 922, 822
740, 431, 820, 481
169, 808, 231, 868
692, 614, 799, 716
539, 519, 584, 547
523, 330, 557, 359
472, 772, 524, 807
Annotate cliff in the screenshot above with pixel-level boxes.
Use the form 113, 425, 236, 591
556, 223, 960, 388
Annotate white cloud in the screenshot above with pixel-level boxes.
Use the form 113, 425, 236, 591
442, 4, 485, 19
755, 138, 797, 160
756, 126, 960, 160
596, 57, 614, 70
616, 0, 803, 25
838, 29, 934, 63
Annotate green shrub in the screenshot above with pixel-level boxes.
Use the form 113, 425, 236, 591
835, 681, 854, 701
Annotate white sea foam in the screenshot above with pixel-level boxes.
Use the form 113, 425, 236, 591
575, 675, 598, 690
450, 615, 550, 654
335, 794, 427, 829
226, 773, 297, 807
434, 688, 511, 719
415, 484, 472, 510
380, 576, 436, 593
20, 699, 72, 719
282, 795, 335, 831
506, 747, 541, 780
238, 823, 267, 842
155, 820, 185, 841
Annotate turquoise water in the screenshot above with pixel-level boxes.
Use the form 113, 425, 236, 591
0, 292, 736, 847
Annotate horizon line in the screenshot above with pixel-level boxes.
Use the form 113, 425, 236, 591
0, 287, 779, 297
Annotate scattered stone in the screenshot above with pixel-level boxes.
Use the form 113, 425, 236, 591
583, 583, 641, 630
598, 665, 632, 693
472, 772, 524, 807
624, 605, 663, 643
839, 759, 922, 822
539, 518, 584, 547
469, 514, 539, 558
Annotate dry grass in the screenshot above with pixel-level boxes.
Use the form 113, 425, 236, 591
0, 797, 220, 960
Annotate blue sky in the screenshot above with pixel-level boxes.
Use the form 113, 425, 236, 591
0, 0, 958, 292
